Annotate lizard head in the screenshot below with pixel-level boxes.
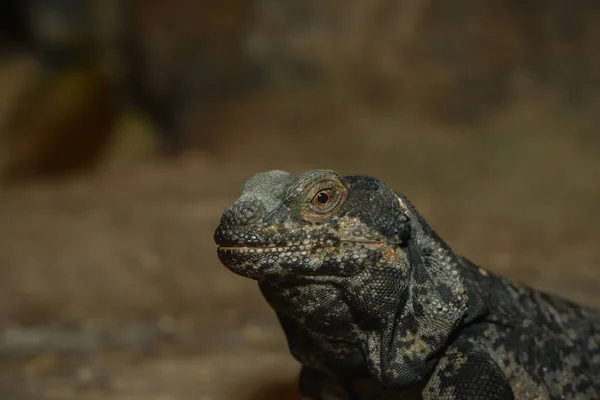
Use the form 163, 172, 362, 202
214, 169, 410, 281
215, 169, 472, 387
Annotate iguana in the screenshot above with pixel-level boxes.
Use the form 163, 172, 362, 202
214, 169, 600, 399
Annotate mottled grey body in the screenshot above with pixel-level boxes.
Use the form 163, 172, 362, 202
214, 169, 600, 399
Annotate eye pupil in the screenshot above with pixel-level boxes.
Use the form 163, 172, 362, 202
316, 192, 329, 204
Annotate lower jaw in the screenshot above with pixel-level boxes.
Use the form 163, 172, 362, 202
216, 241, 383, 277
217, 253, 370, 281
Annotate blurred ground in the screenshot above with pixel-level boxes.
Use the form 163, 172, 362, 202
0, 1, 600, 399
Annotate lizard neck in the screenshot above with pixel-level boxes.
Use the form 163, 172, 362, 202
364, 196, 492, 386
407, 226, 491, 331
397, 192, 490, 328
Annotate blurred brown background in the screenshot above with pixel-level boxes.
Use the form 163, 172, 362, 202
0, 1, 599, 399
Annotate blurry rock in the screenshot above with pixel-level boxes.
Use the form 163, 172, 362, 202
0, 0, 260, 182
0, 0, 118, 183
99, 111, 160, 170
0, 65, 114, 182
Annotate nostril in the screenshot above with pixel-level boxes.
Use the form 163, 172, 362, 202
232, 200, 263, 226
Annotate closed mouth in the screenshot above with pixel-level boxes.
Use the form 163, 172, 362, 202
217, 237, 383, 252
218, 245, 272, 250
216, 236, 391, 278
217, 244, 290, 253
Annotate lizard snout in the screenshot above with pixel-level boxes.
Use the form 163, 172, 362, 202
218, 198, 265, 231
230, 199, 264, 226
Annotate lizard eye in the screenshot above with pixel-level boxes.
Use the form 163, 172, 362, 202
312, 190, 331, 207
302, 179, 347, 220
287, 171, 348, 222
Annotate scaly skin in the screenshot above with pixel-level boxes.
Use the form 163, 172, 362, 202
214, 169, 600, 400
